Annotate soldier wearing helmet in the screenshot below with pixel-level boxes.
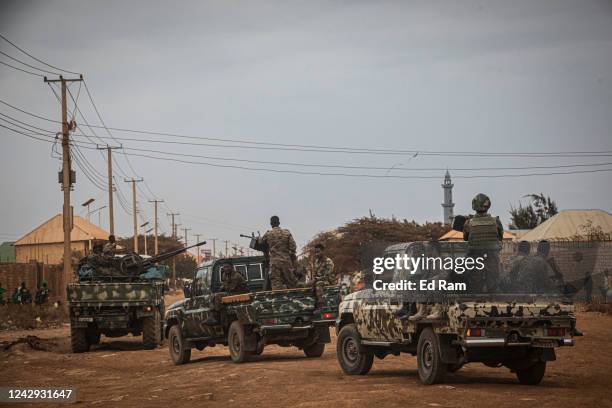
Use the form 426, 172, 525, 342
463, 193, 504, 293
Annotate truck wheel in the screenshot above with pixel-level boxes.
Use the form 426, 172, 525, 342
516, 361, 546, 385
86, 329, 101, 345
336, 324, 374, 375
303, 342, 325, 358
70, 326, 90, 353
417, 327, 446, 385
168, 325, 191, 365
143, 310, 161, 349
228, 321, 252, 363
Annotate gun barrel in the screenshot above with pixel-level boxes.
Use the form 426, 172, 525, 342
147, 241, 207, 264
240, 234, 253, 238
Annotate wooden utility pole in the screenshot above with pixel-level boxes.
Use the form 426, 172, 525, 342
223, 240, 230, 258
167, 212, 180, 288
149, 199, 164, 255
194, 233, 202, 263
124, 178, 143, 253
97, 145, 121, 235
210, 238, 217, 260
44, 75, 83, 297
183, 227, 191, 247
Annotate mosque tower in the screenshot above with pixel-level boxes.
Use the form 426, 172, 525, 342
441, 170, 455, 225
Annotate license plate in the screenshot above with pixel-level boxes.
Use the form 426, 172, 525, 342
78, 317, 94, 322
532, 340, 555, 348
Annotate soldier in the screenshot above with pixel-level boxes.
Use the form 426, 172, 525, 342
103, 235, 117, 256
35, 281, 50, 305
204, 263, 249, 326
463, 193, 503, 293
18, 282, 32, 304
312, 244, 336, 312
219, 263, 249, 294
260, 215, 297, 290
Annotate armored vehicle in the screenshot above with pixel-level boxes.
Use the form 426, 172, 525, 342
335, 241, 577, 385
67, 242, 205, 353
164, 256, 341, 364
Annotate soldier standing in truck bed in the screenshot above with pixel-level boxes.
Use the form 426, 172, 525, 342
312, 243, 336, 312
463, 193, 504, 293
261, 215, 297, 290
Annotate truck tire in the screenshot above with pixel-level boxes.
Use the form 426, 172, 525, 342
336, 324, 374, 375
303, 342, 325, 358
228, 321, 252, 363
168, 324, 191, 365
516, 361, 546, 385
417, 327, 446, 385
86, 329, 101, 345
70, 326, 90, 353
143, 310, 161, 349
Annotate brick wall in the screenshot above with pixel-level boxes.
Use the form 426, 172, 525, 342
0, 262, 65, 303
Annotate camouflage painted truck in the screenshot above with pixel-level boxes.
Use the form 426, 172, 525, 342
67, 242, 205, 353
335, 241, 577, 385
164, 255, 341, 364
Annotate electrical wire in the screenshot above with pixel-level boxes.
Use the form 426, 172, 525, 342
0, 60, 44, 77
2, 97, 611, 158
0, 33, 81, 75
0, 50, 61, 76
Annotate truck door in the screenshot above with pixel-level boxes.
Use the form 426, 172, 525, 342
184, 267, 219, 339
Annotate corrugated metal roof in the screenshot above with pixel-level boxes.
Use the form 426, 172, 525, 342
14, 214, 109, 246
519, 209, 612, 241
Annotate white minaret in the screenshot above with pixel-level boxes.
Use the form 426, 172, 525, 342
441, 170, 454, 225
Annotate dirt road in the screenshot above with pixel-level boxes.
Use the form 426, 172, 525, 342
1, 306, 611, 408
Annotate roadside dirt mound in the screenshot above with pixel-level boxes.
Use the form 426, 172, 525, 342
0, 304, 68, 330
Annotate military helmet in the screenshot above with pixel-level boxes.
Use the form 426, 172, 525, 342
472, 193, 491, 212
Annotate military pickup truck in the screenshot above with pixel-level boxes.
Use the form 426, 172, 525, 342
164, 256, 341, 364
335, 241, 577, 385
67, 242, 204, 353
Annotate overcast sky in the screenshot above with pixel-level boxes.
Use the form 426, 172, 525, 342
1, 0, 611, 252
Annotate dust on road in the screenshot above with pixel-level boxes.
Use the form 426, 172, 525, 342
1, 308, 610, 408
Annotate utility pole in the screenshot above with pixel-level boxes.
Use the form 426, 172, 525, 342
183, 227, 191, 247
44, 74, 83, 297
194, 233, 202, 263
149, 199, 164, 255
210, 238, 217, 260
97, 145, 121, 236
124, 178, 143, 253
223, 240, 230, 258
167, 212, 180, 289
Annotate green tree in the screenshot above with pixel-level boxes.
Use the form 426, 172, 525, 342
509, 193, 558, 230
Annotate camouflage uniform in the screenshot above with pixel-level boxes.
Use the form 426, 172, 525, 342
313, 256, 335, 300
220, 270, 249, 294
261, 226, 297, 290
102, 242, 116, 256
463, 195, 503, 293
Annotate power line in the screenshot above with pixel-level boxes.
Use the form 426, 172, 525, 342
0, 50, 61, 76
115, 149, 612, 180
5, 114, 612, 171
0, 60, 44, 77
6, 127, 612, 180
0, 33, 81, 75
2, 97, 611, 158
